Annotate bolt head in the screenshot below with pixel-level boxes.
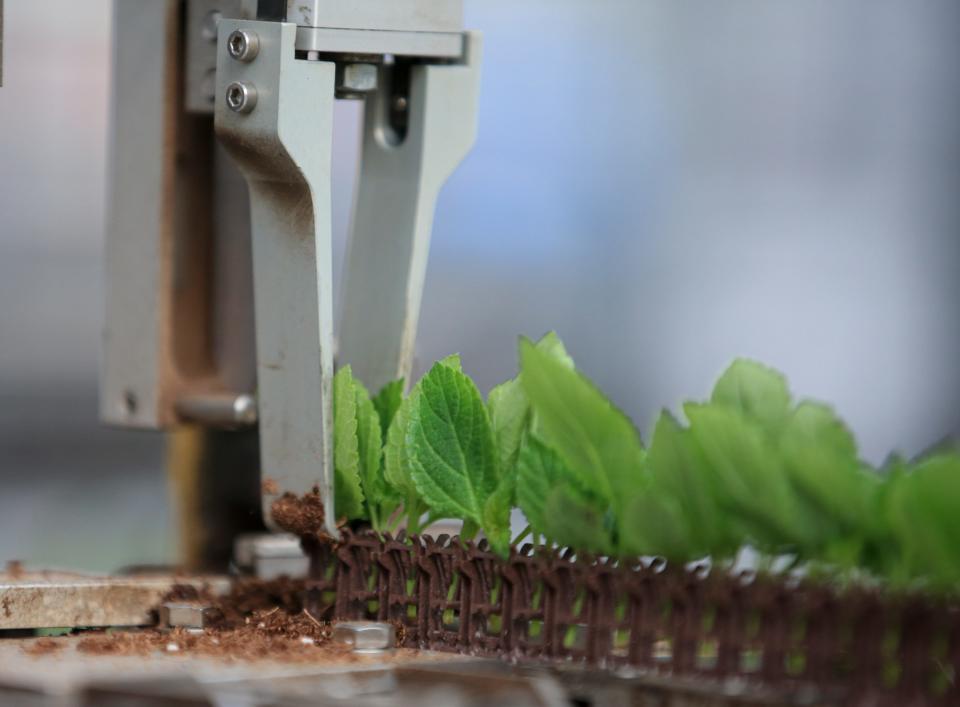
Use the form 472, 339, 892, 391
160, 602, 213, 630
227, 29, 260, 62
226, 81, 257, 114
339, 63, 378, 94
332, 621, 396, 653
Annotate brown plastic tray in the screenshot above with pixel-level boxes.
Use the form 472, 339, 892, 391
302, 530, 960, 706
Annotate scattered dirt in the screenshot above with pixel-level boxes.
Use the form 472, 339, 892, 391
200, 576, 308, 627
5, 560, 24, 579
261, 478, 279, 495
270, 487, 328, 538
163, 583, 217, 603
71, 611, 362, 663
29, 577, 400, 664
22, 638, 64, 657
76, 631, 155, 657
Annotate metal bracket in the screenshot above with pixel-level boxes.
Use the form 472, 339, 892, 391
287, 0, 464, 59
185, 0, 258, 113
215, 20, 338, 536
214, 19, 480, 532
0, 0, 4, 87
339, 35, 482, 392
286, 0, 462, 33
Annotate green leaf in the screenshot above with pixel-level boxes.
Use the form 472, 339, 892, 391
519, 338, 645, 524
483, 476, 514, 556
353, 379, 383, 500
711, 359, 792, 439
352, 375, 394, 528
886, 454, 960, 587
532, 330, 575, 370
779, 402, 880, 547
384, 393, 416, 501
643, 411, 739, 559
407, 362, 498, 526
437, 353, 463, 372
619, 488, 694, 561
372, 379, 404, 443
488, 378, 531, 483
685, 404, 805, 553
333, 366, 365, 520
516, 436, 564, 538
488, 332, 575, 483
517, 436, 614, 555
384, 355, 461, 503
543, 487, 614, 556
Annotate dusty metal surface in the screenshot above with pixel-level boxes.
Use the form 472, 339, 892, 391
0, 572, 229, 630
0, 636, 458, 706
214, 19, 340, 538
302, 530, 960, 706
0, 640, 798, 706
293, 26, 463, 59
286, 0, 463, 33
233, 532, 310, 579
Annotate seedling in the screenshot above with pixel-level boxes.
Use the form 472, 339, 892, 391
329, 333, 960, 589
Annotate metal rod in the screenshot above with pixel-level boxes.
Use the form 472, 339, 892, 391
175, 393, 258, 426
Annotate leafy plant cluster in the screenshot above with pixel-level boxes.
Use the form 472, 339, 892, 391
332, 333, 960, 589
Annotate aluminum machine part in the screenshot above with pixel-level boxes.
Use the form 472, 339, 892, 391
101, 0, 481, 541
0, 572, 230, 631
213, 9, 480, 533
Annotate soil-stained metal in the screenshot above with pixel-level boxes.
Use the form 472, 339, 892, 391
0, 572, 229, 630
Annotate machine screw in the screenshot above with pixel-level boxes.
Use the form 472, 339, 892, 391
226, 81, 258, 114
227, 29, 260, 62
159, 602, 214, 631
332, 621, 396, 654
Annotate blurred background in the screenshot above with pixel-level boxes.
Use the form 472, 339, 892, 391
1, 0, 958, 571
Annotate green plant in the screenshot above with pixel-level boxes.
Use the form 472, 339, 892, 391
331, 333, 960, 590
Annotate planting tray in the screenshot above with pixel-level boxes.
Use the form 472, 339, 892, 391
302, 530, 960, 706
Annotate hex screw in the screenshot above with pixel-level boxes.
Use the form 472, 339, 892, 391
336, 63, 378, 98
332, 621, 396, 654
226, 81, 258, 114
227, 29, 260, 62
159, 602, 213, 631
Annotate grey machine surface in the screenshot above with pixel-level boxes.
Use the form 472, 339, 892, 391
0, 0, 480, 633
0, 3, 517, 704
101, 0, 481, 539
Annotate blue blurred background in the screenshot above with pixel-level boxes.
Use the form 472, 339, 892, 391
1, 0, 958, 570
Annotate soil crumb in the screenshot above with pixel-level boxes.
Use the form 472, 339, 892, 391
5, 560, 24, 579
163, 583, 215, 603
262, 478, 279, 495
22, 638, 64, 657
72, 612, 357, 663
270, 487, 328, 537
65, 578, 380, 663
